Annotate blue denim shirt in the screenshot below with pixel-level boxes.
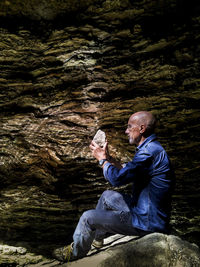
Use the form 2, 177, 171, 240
103, 134, 174, 233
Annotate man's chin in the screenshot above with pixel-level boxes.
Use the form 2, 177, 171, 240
129, 138, 134, 145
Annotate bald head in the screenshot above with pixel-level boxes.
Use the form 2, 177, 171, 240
129, 111, 156, 137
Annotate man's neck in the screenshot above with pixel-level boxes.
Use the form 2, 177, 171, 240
137, 136, 147, 147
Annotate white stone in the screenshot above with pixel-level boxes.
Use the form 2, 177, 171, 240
93, 129, 106, 147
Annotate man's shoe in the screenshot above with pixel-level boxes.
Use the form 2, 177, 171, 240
52, 242, 75, 262
92, 239, 104, 249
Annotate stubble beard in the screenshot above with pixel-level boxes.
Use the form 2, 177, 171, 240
128, 137, 135, 145
128, 136, 141, 146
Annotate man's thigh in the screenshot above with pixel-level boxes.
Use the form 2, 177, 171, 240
85, 209, 139, 236
96, 190, 133, 212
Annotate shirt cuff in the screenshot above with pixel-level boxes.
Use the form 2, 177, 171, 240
122, 163, 127, 168
103, 162, 112, 180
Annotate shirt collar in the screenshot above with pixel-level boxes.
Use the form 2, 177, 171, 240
136, 134, 157, 151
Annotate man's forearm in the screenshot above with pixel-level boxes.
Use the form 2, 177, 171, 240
102, 156, 122, 169
110, 156, 123, 169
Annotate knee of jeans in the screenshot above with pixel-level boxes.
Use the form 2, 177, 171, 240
103, 190, 122, 202
101, 190, 112, 197
81, 210, 94, 222
81, 210, 96, 229
101, 189, 116, 200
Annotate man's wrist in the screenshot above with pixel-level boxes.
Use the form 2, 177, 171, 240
102, 160, 109, 168
99, 159, 108, 166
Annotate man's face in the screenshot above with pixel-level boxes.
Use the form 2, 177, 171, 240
125, 116, 141, 145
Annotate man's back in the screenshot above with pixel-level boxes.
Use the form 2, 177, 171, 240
131, 134, 174, 233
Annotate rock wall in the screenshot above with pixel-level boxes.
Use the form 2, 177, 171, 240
0, 0, 200, 260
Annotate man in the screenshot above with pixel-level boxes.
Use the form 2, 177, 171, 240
53, 111, 174, 262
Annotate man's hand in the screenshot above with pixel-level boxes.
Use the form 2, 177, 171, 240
89, 140, 108, 161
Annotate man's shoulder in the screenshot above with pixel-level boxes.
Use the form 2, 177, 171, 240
144, 139, 166, 155
135, 135, 167, 158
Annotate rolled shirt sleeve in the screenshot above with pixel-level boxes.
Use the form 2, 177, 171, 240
103, 162, 112, 181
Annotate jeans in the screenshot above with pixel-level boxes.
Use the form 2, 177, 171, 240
72, 190, 149, 258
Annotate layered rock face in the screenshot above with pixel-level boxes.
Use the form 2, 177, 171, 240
0, 0, 200, 262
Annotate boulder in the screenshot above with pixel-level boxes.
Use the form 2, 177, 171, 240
66, 233, 200, 267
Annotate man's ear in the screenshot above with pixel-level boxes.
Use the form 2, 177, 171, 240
140, 124, 146, 134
